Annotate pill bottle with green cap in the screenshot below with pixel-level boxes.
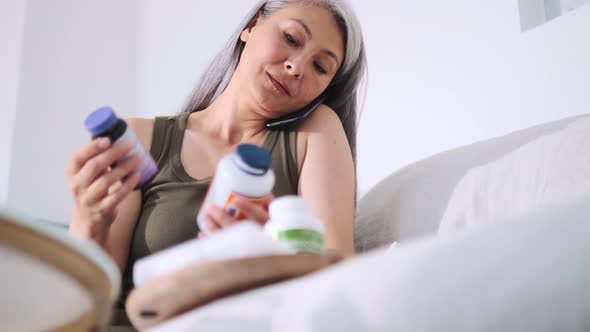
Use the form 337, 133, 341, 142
263, 195, 325, 254
197, 144, 275, 234
84, 106, 157, 188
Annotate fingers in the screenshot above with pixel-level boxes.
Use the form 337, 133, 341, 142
203, 217, 220, 233
233, 197, 270, 225
205, 198, 271, 229
98, 171, 141, 213
65, 137, 143, 229
206, 205, 236, 229
200, 209, 223, 234
66, 138, 111, 177
203, 195, 274, 234
75, 141, 135, 189
81, 155, 141, 206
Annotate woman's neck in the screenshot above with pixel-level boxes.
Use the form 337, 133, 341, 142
187, 83, 269, 146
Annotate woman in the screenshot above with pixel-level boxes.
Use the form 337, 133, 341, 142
66, 0, 366, 328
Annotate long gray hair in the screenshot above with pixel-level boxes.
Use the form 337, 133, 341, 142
182, 0, 367, 164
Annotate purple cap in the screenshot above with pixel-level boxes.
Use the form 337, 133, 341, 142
85, 106, 118, 136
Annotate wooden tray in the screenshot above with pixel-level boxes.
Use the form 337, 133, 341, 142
126, 253, 343, 330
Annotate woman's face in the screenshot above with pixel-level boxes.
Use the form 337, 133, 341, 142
236, 4, 344, 117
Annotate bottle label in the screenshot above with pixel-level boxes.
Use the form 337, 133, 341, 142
224, 192, 269, 220
117, 129, 157, 187
276, 229, 324, 254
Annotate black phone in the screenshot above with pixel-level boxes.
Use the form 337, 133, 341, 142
266, 94, 326, 128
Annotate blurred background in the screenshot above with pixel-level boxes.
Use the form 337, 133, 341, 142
1, 0, 589, 224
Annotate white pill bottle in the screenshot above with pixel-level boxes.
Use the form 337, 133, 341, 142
197, 144, 275, 234
264, 195, 325, 254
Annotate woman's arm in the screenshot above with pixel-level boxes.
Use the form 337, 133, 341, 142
105, 118, 155, 272
297, 105, 356, 255
68, 118, 154, 272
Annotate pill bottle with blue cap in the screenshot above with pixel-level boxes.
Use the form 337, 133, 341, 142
84, 106, 157, 188
197, 144, 275, 234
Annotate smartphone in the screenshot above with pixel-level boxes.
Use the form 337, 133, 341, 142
266, 94, 326, 128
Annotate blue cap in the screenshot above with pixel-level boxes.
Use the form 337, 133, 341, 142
85, 106, 118, 136
236, 144, 272, 171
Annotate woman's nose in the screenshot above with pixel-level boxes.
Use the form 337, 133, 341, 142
284, 59, 303, 79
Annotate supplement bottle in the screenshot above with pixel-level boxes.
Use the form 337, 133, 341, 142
84, 106, 158, 188
197, 144, 275, 234
264, 195, 325, 253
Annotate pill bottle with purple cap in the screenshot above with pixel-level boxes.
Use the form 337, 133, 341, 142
84, 106, 158, 188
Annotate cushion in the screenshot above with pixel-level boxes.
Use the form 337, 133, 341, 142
438, 117, 590, 234
354, 113, 589, 252
272, 193, 590, 332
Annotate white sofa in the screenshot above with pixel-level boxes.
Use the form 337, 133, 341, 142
146, 112, 590, 332
355, 112, 590, 250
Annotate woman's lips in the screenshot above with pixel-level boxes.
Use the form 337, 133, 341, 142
267, 73, 290, 96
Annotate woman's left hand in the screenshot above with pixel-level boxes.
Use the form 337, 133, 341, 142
200, 194, 273, 236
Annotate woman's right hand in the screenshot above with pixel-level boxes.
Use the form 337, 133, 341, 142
66, 137, 142, 235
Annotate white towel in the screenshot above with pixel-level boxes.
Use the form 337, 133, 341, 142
133, 222, 292, 286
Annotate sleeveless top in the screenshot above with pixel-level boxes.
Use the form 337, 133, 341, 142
114, 112, 300, 324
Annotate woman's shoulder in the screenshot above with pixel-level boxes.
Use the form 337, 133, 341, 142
293, 104, 348, 172
298, 104, 345, 136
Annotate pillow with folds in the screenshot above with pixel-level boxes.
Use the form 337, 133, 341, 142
271, 194, 590, 332
438, 117, 590, 234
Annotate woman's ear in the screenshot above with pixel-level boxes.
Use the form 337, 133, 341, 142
240, 14, 260, 43
240, 28, 252, 42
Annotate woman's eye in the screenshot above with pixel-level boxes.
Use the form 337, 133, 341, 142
314, 62, 327, 75
283, 32, 297, 46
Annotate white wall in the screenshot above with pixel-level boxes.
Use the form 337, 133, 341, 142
137, 0, 256, 118
354, 1, 590, 195
4, 0, 589, 222
7, 0, 138, 222
518, 0, 547, 30
0, 1, 27, 205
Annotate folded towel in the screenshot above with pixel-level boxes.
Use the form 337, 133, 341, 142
133, 222, 292, 286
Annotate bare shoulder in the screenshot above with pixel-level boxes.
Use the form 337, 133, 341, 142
126, 117, 155, 150
298, 104, 348, 149
295, 104, 349, 172
298, 104, 344, 134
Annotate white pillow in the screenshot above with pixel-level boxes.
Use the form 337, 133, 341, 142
273, 194, 590, 332
438, 117, 590, 234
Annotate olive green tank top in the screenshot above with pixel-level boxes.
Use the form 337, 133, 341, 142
117, 112, 299, 312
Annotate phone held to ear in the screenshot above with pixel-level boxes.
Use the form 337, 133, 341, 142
266, 95, 325, 128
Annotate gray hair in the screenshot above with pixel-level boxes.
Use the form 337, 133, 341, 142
182, 0, 367, 166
